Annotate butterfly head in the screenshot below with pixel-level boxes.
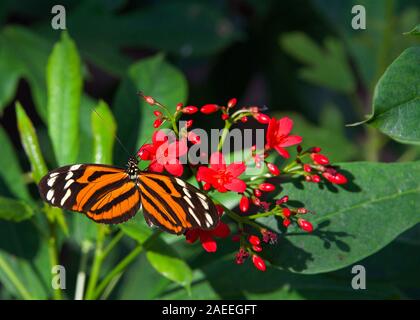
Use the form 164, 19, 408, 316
127, 156, 139, 180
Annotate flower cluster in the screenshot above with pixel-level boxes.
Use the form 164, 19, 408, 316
137, 94, 349, 272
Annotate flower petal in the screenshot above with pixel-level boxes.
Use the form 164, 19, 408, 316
276, 117, 293, 137
209, 152, 226, 171
266, 117, 277, 148
164, 161, 184, 177
274, 146, 290, 158
224, 177, 247, 193
149, 161, 164, 172
152, 130, 168, 145
277, 135, 302, 147
185, 230, 199, 243
197, 166, 216, 183
211, 222, 230, 238
226, 162, 246, 177
199, 232, 217, 252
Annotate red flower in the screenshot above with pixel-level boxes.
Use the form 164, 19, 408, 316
197, 152, 246, 193
137, 130, 187, 177
185, 214, 230, 252
266, 117, 302, 158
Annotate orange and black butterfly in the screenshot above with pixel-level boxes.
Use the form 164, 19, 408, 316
38, 156, 219, 235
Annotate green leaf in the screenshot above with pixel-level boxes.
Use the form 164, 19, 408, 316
120, 216, 193, 289
404, 24, 420, 36
0, 26, 51, 118
47, 31, 82, 165
359, 47, 420, 145
146, 239, 193, 289
280, 32, 355, 93
91, 100, 116, 164
129, 54, 188, 146
160, 259, 400, 299
262, 161, 420, 274
15, 102, 48, 184
0, 220, 50, 299
0, 126, 31, 201
0, 197, 33, 222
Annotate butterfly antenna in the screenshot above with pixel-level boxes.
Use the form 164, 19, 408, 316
91, 107, 131, 157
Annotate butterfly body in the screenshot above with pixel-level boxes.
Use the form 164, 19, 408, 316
38, 157, 219, 235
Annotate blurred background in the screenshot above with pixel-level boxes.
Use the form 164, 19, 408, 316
0, 0, 419, 299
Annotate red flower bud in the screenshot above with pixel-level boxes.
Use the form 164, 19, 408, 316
298, 218, 313, 232
221, 113, 230, 121
153, 118, 163, 128
252, 245, 262, 252
188, 131, 201, 144
252, 197, 261, 206
248, 235, 261, 246
267, 162, 280, 176
153, 110, 162, 117
241, 116, 248, 123
182, 106, 198, 114
333, 173, 347, 184
276, 195, 289, 205
311, 147, 321, 153
186, 120, 193, 128
200, 104, 219, 114
143, 95, 155, 105
253, 189, 262, 197
282, 207, 291, 218
283, 219, 291, 227
312, 174, 321, 183
303, 164, 312, 172
176, 103, 183, 111
254, 113, 270, 124
311, 153, 329, 165
297, 207, 308, 214
259, 183, 275, 192
227, 98, 237, 108
305, 175, 312, 182
239, 196, 249, 213
297, 145, 303, 153
252, 255, 266, 271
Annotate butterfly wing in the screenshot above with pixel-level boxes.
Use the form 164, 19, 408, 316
38, 164, 141, 224
137, 172, 219, 235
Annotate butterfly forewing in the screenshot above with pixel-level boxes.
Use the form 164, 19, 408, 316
39, 164, 140, 224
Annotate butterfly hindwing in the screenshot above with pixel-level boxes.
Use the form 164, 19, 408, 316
39, 164, 140, 224
138, 173, 219, 235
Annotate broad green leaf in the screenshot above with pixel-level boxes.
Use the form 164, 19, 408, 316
120, 216, 192, 289
0, 126, 31, 201
0, 26, 51, 118
15, 102, 48, 183
160, 259, 400, 300
404, 24, 420, 36
47, 31, 82, 165
275, 106, 357, 162
129, 54, 188, 146
280, 32, 355, 93
91, 100, 116, 164
146, 239, 193, 289
0, 220, 50, 299
358, 47, 420, 145
119, 215, 153, 244
261, 161, 420, 274
0, 197, 33, 222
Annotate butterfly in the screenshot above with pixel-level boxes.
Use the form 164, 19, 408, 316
38, 156, 219, 235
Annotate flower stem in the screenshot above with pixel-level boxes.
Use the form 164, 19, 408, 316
74, 241, 92, 300
218, 121, 232, 151
0, 255, 33, 300
85, 225, 106, 300
48, 222, 62, 300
